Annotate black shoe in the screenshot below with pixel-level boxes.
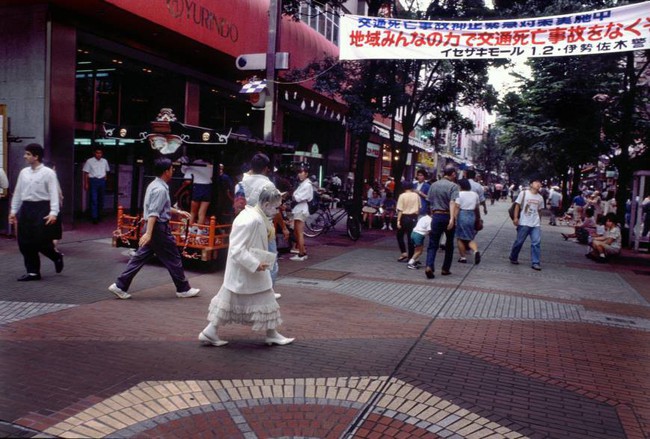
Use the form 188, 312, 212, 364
92, 219, 99, 224
18, 274, 41, 282
474, 251, 481, 265
425, 268, 434, 279
54, 253, 64, 273
441, 270, 452, 276
509, 259, 519, 265
561, 233, 569, 240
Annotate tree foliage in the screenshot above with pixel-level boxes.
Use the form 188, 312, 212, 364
493, 0, 650, 218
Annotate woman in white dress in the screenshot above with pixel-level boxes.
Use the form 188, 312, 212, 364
198, 185, 294, 347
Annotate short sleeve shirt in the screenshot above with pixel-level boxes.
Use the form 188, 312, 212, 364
516, 190, 544, 228
82, 157, 110, 178
427, 178, 459, 212
604, 226, 622, 250
143, 177, 171, 222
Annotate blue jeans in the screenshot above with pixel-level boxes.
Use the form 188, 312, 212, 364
89, 178, 106, 221
510, 225, 541, 266
425, 213, 455, 272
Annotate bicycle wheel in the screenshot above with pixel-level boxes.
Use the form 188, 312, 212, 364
304, 212, 327, 238
346, 215, 361, 241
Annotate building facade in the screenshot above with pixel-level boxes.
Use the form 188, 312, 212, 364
0, 0, 356, 225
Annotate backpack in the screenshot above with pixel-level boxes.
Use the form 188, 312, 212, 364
233, 182, 247, 216
308, 188, 319, 215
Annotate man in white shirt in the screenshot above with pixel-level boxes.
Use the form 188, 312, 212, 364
82, 147, 110, 224
509, 180, 544, 271
9, 144, 63, 281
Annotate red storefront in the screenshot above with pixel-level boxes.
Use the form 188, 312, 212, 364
0, 0, 347, 225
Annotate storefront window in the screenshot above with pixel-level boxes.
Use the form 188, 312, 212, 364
95, 72, 118, 124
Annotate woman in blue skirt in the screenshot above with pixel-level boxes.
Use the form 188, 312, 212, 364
454, 178, 482, 265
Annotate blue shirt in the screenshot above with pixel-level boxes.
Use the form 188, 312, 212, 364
572, 195, 586, 207
143, 177, 171, 222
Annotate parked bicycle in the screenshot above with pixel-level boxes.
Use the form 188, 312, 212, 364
304, 193, 361, 241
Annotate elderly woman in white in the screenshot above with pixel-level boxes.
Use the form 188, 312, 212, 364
198, 185, 294, 347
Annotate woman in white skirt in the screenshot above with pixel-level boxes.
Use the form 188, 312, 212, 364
198, 185, 294, 347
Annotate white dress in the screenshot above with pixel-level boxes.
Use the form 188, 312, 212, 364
207, 205, 282, 330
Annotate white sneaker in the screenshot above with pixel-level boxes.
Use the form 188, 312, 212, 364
176, 288, 200, 298
381, 224, 387, 230
189, 226, 199, 235
290, 254, 308, 261
290, 249, 299, 254
388, 225, 393, 231
274, 293, 282, 299
108, 283, 131, 300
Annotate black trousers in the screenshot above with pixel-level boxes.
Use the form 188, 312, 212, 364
397, 214, 418, 258
17, 201, 60, 274
116, 221, 190, 293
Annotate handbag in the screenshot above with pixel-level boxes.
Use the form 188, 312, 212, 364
474, 202, 483, 231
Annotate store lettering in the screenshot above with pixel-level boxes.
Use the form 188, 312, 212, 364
166, 0, 239, 42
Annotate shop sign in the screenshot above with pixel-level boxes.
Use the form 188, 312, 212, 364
367, 142, 380, 158
340, 2, 650, 60
104, 0, 251, 57
418, 152, 435, 168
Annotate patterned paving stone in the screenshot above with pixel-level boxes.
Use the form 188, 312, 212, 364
279, 276, 648, 331
0, 301, 76, 325
40, 377, 528, 439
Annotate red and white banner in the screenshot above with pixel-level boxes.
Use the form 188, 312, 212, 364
339, 2, 650, 60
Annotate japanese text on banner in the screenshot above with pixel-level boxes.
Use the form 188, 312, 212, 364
339, 1, 650, 60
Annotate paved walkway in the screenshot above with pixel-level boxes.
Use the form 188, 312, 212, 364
1, 203, 649, 439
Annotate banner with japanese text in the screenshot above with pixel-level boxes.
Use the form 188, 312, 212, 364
339, 2, 650, 60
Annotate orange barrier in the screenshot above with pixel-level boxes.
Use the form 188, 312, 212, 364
113, 206, 231, 262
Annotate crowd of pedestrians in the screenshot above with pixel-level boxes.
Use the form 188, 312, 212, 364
6, 145, 639, 349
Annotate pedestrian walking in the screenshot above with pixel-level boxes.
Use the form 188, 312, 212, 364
548, 186, 562, 226
9, 143, 64, 281
413, 168, 430, 217
509, 180, 544, 271
239, 153, 287, 297
407, 213, 431, 269
82, 147, 110, 224
424, 165, 459, 279
395, 181, 420, 262
454, 179, 481, 265
108, 157, 200, 299
198, 185, 294, 347
466, 169, 487, 215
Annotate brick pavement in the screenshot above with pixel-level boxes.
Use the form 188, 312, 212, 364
0, 204, 649, 438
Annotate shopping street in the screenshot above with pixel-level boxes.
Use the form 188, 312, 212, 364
0, 201, 649, 439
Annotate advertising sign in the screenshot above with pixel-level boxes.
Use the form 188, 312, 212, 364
340, 2, 650, 60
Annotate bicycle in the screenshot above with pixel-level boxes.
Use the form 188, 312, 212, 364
304, 194, 361, 241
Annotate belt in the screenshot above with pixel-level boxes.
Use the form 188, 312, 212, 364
431, 210, 449, 214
